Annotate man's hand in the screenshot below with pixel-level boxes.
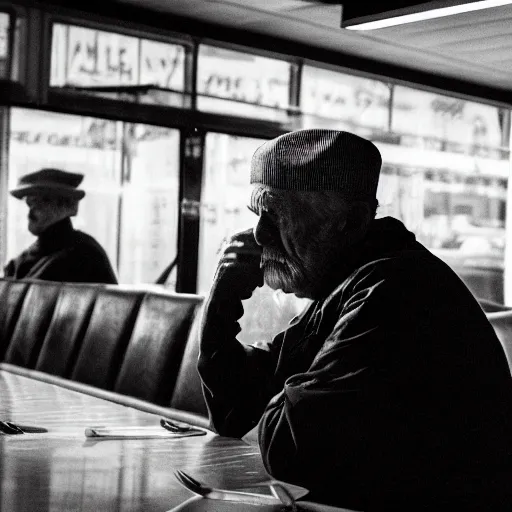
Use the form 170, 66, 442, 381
213, 228, 264, 300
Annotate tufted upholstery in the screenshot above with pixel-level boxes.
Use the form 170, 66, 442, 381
70, 289, 144, 390
486, 310, 512, 374
35, 283, 101, 377
0, 278, 207, 416
114, 292, 203, 404
170, 309, 208, 417
479, 298, 511, 314
0, 279, 29, 358
3, 275, 512, 427
4, 281, 62, 368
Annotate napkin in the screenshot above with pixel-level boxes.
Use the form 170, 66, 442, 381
84, 425, 206, 439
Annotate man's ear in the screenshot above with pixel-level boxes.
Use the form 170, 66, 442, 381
59, 197, 79, 217
344, 201, 372, 236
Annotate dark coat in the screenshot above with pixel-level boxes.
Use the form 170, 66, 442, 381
4, 218, 118, 284
198, 217, 512, 510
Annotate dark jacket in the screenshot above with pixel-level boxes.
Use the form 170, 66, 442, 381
4, 218, 118, 284
198, 217, 512, 510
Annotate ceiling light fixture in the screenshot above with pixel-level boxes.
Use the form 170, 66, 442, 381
343, 0, 512, 30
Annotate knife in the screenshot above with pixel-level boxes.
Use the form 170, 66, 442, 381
198, 489, 282, 506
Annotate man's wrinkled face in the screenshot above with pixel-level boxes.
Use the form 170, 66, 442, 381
249, 186, 349, 299
25, 195, 71, 236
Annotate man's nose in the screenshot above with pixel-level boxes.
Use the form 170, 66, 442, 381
253, 213, 278, 247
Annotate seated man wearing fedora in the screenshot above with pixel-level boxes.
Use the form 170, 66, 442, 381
3, 168, 118, 284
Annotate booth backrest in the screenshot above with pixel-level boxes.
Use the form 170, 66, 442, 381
35, 283, 101, 377
4, 281, 62, 368
114, 292, 203, 405
0, 278, 206, 414
486, 310, 512, 373
479, 298, 512, 313
70, 289, 144, 390
0, 280, 29, 358
170, 309, 208, 417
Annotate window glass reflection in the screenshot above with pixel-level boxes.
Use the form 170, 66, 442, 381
0, 13, 9, 77
386, 87, 509, 301
6, 108, 180, 287
198, 133, 264, 293
7, 109, 122, 267
50, 23, 187, 107
300, 65, 391, 135
0, 12, 23, 82
197, 45, 292, 121
392, 86, 507, 155
118, 124, 180, 285
298, 69, 509, 302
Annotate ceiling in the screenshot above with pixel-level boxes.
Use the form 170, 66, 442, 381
94, 0, 512, 106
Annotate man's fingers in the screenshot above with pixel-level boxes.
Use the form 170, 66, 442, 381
217, 231, 262, 258
221, 250, 261, 263
219, 255, 261, 267
221, 243, 261, 256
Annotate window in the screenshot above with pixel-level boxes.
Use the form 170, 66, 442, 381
0, 11, 23, 82
298, 73, 510, 302
300, 65, 391, 136
198, 132, 265, 293
118, 123, 180, 285
198, 132, 310, 344
7, 109, 122, 267
392, 86, 508, 157
5, 108, 180, 286
0, 12, 9, 78
50, 23, 188, 107
381, 86, 509, 302
197, 45, 293, 121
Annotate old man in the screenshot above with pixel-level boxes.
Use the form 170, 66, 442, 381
198, 129, 512, 510
4, 168, 117, 284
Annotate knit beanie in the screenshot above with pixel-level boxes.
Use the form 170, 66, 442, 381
250, 129, 381, 198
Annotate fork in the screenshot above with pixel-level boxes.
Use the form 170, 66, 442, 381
174, 469, 297, 510
0, 421, 24, 435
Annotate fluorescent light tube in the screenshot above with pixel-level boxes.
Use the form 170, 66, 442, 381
345, 0, 512, 30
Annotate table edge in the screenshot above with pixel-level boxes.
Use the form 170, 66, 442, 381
0, 362, 212, 431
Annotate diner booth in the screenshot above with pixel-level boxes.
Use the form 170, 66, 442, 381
2, 0, 512, 510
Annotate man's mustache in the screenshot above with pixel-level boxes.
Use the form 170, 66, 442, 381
261, 248, 289, 265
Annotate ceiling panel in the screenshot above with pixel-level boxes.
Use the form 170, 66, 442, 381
434, 34, 512, 53
110, 0, 512, 102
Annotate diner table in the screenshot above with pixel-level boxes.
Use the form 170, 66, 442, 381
0, 362, 285, 512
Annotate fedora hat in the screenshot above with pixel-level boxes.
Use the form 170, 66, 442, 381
10, 168, 86, 200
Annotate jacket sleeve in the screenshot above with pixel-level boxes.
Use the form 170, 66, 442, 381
258, 264, 416, 491
3, 260, 14, 277
34, 243, 118, 284
197, 280, 286, 438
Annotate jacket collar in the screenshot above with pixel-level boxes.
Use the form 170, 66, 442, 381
36, 217, 75, 254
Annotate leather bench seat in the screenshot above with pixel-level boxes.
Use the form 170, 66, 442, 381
0, 279, 29, 358
4, 276, 511, 427
35, 283, 102, 377
487, 310, 512, 373
479, 298, 512, 313
0, 278, 207, 416
170, 311, 208, 417
70, 289, 147, 390
4, 281, 62, 368
114, 291, 202, 405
